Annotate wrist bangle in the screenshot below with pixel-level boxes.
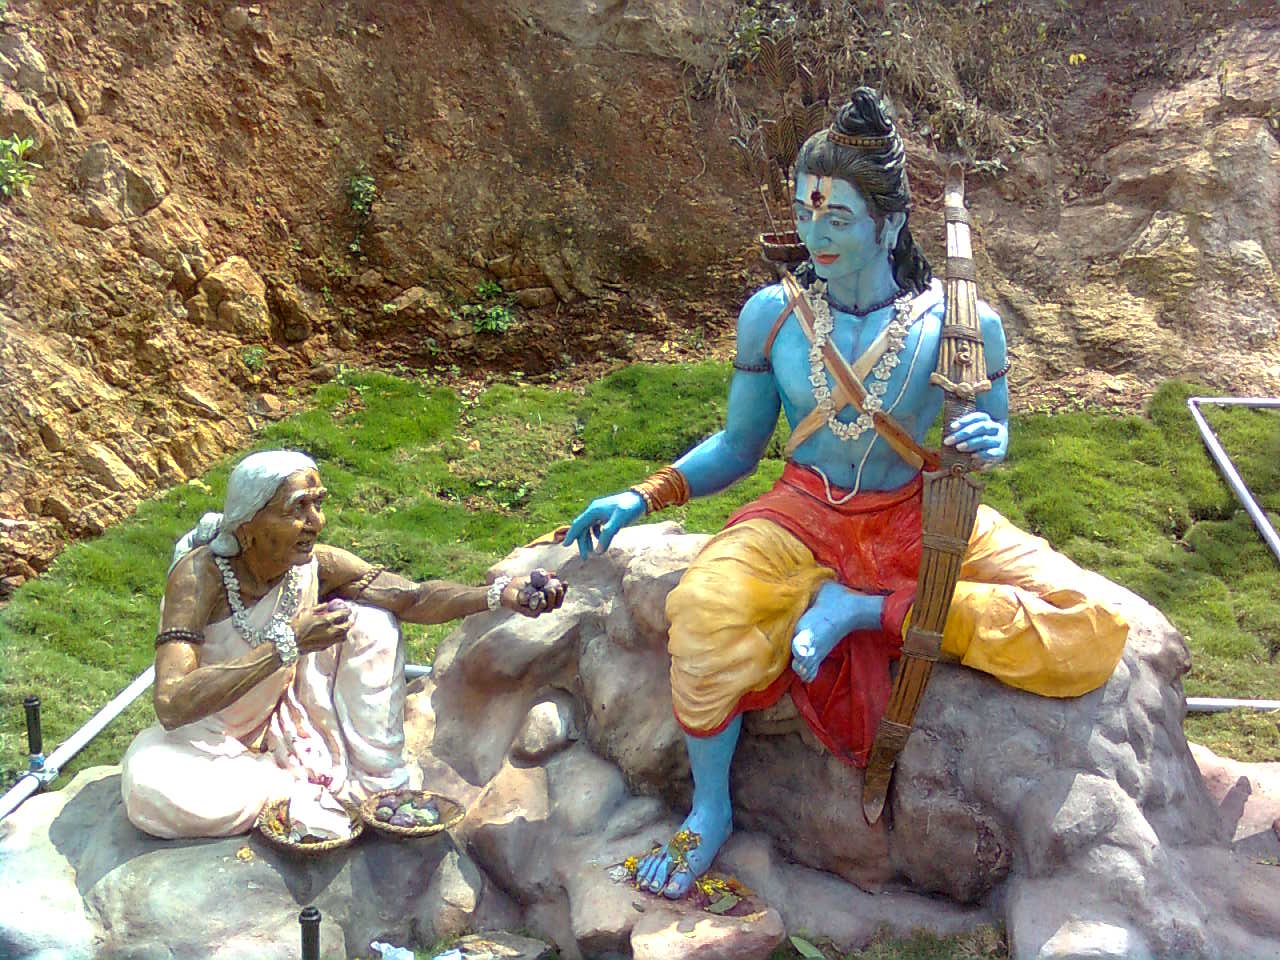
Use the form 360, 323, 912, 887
264, 620, 298, 666
629, 487, 656, 515
487, 575, 512, 611
630, 466, 691, 515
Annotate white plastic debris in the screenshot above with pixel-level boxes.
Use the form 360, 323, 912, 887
369, 941, 415, 960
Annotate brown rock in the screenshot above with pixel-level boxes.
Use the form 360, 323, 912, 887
79, 441, 143, 493
76, 141, 167, 220
381, 285, 447, 322
355, 268, 384, 293
253, 393, 286, 420
175, 383, 222, 418
517, 286, 557, 309
199, 257, 271, 341
183, 289, 213, 327
266, 283, 317, 342
630, 906, 785, 960
0, 87, 57, 161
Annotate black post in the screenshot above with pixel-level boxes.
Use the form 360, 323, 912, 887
23, 696, 42, 757
299, 905, 320, 960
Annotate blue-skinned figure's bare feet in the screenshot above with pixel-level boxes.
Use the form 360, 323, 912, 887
635, 716, 741, 899
791, 582, 886, 683
635, 800, 733, 898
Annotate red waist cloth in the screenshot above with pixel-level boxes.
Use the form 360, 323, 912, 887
701, 462, 922, 767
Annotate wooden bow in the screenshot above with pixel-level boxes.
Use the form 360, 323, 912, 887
861, 163, 990, 824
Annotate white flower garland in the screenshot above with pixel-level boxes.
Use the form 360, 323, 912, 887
805, 279, 913, 442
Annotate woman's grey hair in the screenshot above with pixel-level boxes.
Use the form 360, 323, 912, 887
171, 450, 318, 572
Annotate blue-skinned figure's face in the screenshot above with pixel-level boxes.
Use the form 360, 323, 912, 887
793, 174, 897, 288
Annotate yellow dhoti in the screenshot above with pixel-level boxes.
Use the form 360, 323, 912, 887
666, 465, 1128, 765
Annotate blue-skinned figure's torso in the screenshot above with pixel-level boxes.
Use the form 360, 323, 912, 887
775, 290, 943, 491
749, 281, 944, 492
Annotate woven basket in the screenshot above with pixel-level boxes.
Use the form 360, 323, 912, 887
359, 789, 464, 840
759, 230, 808, 263
256, 797, 364, 857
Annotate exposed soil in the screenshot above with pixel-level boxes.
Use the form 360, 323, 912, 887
0, 0, 1276, 587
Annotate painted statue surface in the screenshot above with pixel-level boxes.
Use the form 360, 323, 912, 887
566, 89, 1128, 897
122, 450, 565, 840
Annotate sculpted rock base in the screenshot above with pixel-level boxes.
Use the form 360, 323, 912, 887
427, 523, 1280, 959
6, 524, 1280, 959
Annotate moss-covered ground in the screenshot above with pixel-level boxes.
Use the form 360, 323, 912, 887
3, 366, 1277, 780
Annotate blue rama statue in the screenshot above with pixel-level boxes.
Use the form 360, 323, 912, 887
566, 88, 1127, 898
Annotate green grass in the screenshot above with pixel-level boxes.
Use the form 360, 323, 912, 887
1, 369, 1277, 793
771, 924, 1007, 959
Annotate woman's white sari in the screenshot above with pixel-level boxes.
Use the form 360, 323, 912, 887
121, 558, 410, 839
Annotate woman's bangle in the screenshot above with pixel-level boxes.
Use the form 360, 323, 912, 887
156, 628, 204, 647
486, 575, 513, 611
629, 466, 691, 515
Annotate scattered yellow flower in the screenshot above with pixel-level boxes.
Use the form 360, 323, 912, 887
235, 845, 254, 862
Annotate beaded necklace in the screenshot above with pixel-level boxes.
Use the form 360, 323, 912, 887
213, 555, 302, 647
804, 279, 913, 443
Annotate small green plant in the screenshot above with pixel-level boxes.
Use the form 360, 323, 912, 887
321, 286, 334, 306
381, 302, 396, 315
345, 173, 377, 256
0, 135, 41, 199
241, 346, 267, 371
470, 302, 515, 335
346, 174, 377, 219
456, 281, 517, 335
475, 279, 504, 300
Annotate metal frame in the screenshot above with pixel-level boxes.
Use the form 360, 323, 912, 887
1186, 396, 1280, 565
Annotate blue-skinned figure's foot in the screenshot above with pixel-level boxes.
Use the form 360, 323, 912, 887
790, 583, 885, 683
635, 719, 741, 899
634, 797, 733, 899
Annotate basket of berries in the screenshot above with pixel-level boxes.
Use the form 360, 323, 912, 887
256, 797, 364, 857
359, 788, 464, 839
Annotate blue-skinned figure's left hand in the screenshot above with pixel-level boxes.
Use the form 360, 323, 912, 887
943, 411, 1007, 465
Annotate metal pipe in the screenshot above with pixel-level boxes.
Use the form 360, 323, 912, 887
24, 695, 42, 758
0, 666, 155, 822
299, 906, 321, 960
1186, 697, 1280, 713
43, 667, 155, 775
405, 663, 431, 680
0, 774, 42, 822
1186, 397, 1280, 566
1188, 398, 1280, 409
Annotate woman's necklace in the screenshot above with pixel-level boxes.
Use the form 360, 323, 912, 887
213, 555, 302, 647
805, 278, 913, 442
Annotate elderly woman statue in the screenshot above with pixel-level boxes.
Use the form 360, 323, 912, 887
121, 449, 564, 839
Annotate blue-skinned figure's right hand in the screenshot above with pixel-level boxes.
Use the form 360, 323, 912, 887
562, 491, 647, 559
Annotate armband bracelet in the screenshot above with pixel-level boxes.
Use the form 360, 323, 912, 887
156, 628, 204, 647
629, 466, 692, 516
347, 566, 384, 602
487, 575, 512, 611
987, 360, 1011, 381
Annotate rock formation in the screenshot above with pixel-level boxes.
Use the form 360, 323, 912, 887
6, 524, 1280, 959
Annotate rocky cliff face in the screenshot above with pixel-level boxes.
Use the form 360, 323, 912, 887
0, 0, 1276, 587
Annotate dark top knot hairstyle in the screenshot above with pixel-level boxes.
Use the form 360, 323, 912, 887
793, 87, 933, 295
